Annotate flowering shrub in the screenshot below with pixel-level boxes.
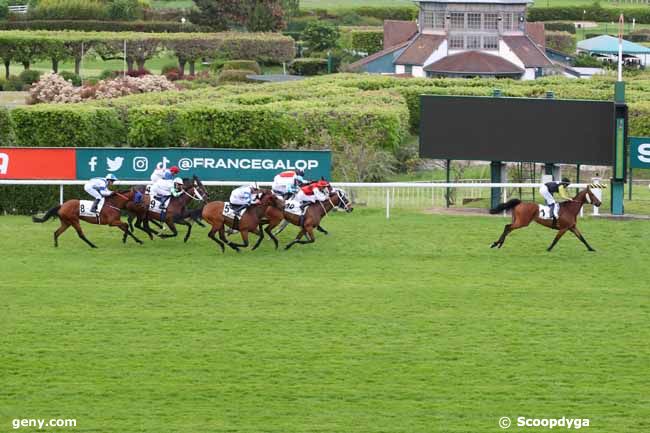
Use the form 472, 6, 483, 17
29, 73, 176, 104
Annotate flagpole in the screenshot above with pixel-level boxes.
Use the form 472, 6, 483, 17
618, 14, 623, 82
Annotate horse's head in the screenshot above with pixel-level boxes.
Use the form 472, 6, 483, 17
192, 175, 209, 201
183, 177, 207, 202
330, 188, 353, 213
585, 186, 602, 207
257, 189, 275, 206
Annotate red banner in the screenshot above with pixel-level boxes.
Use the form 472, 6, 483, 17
0, 148, 76, 179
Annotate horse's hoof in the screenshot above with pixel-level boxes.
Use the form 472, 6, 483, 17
490, 243, 497, 248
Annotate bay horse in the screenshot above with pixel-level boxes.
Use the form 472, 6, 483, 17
32, 189, 143, 248
139, 176, 208, 243
489, 187, 602, 252
201, 190, 285, 253
281, 188, 353, 250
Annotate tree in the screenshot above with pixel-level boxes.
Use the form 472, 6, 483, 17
301, 21, 340, 52
191, 0, 285, 32
282, 0, 299, 17
249, 1, 285, 32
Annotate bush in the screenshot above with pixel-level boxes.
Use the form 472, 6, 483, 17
288, 58, 328, 76
301, 21, 340, 52
0, 107, 15, 145
0, 0, 8, 20
222, 60, 262, 75
99, 69, 116, 80
59, 71, 82, 86
161, 63, 179, 75
107, 0, 146, 21
528, 3, 650, 24
545, 31, 576, 54
543, 22, 576, 34
4, 75, 24, 91
29, 0, 109, 20
11, 105, 126, 147
0, 20, 203, 32
216, 69, 255, 84
573, 54, 602, 68
350, 29, 383, 54
19, 69, 41, 86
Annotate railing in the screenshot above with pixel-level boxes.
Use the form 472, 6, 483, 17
0, 180, 603, 218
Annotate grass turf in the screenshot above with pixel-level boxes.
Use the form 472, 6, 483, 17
1, 208, 649, 432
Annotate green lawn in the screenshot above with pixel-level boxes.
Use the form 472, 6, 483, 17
151, 0, 195, 10
1, 207, 649, 433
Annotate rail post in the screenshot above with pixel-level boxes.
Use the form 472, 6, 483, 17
59, 184, 64, 205
386, 190, 390, 220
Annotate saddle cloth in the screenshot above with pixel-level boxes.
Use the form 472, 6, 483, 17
223, 202, 246, 220
148, 197, 167, 214
538, 204, 559, 220
79, 199, 104, 217
284, 199, 303, 216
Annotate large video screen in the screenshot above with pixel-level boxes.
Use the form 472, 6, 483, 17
419, 95, 616, 165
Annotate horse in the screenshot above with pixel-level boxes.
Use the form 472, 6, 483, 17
201, 190, 285, 253
139, 176, 208, 243
280, 188, 353, 250
32, 189, 143, 248
489, 187, 602, 252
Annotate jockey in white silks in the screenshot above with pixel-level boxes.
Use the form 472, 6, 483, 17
229, 185, 262, 215
272, 169, 305, 198
84, 174, 117, 213
150, 177, 184, 210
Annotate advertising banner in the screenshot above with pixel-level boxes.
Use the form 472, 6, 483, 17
630, 137, 650, 169
0, 148, 76, 179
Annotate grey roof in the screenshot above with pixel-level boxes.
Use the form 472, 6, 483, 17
413, 0, 532, 4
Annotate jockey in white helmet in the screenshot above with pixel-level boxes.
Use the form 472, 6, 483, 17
272, 169, 305, 198
151, 176, 184, 210
84, 174, 117, 213
229, 185, 262, 216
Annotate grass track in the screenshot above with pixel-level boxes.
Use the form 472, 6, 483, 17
1, 208, 649, 432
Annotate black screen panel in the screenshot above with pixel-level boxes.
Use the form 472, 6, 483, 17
419, 96, 615, 165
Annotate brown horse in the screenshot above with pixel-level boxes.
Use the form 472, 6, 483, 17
139, 176, 208, 243
281, 188, 353, 250
489, 187, 602, 252
32, 189, 142, 248
202, 190, 284, 253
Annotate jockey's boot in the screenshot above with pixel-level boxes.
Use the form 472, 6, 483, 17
90, 198, 100, 213
549, 204, 557, 227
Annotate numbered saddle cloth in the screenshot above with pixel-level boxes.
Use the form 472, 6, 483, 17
79, 199, 104, 217
148, 197, 167, 214
538, 204, 558, 220
284, 199, 303, 216
223, 202, 245, 220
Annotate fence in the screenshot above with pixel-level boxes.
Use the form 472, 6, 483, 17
8, 5, 28, 13
0, 180, 604, 218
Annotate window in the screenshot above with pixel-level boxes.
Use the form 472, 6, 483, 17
467, 13, 481, 30
423, 10, 445, 30
483, 35, 499, 50
484, 13, 498, 30
503, 13, 515, 32
449, 35, 464, 49
450, 12, 465, 30
405, 65, 413, 75
467, 35, 481, 49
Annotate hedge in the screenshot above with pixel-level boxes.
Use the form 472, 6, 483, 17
543, 22, 576, 34
528, 4, 650, 24
545, 31, 576, 54
222, 60, 261, 74
0, 107, 15, 145
312, 6, 417, 21
0, 31, 295, 76
350, 29, 383, 55
288, 58, 327, 76
0, 20, 204, 32
216, 69, 256, 83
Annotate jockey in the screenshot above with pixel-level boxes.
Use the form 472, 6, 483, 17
540, 177, 571, 225
151, 176, 184, 210
84, 174, 117, 213
272, 169, 305, 198
295, 179, 330, 210
229, 185, 262, 215
150, 164, 179, 184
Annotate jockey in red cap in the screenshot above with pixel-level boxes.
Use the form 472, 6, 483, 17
295, 179, 329, 210
169, 166, 180, 175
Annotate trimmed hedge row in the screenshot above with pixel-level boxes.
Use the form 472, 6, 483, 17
350, 29, 383, 55
301, 6, 417, 21
0, 20, 205, 32
528, 4, 650, 24
0, 107, 15, 145
288, 57, 328, 75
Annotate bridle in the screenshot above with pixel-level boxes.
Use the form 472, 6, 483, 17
183, 186, 206, 202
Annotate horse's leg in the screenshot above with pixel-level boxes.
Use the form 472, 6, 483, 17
128, 214, 135, 232
53, 221, 70, 247
112, 220, 143, 245
316, 225, 328, 235
219, 226, 239, 252
228, 230, 250, 249
547, 228, 568, 252
274, 219, 290, 235
173, 219, 192, 243
285, 228, 307, 250
251, 224, 265, 251
208, 226, 225, 253
491, 207, 532, 249
159, 221, 179, 239
295, 227, 316, 245
264, 222, 280, 250
570, 226, 596, 252
71, 221, 97, 248
134, 214, 154, 240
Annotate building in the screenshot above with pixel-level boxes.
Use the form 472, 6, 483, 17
577, 35, 650, 68
350, 0, 554, 80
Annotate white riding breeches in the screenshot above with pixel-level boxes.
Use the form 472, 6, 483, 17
85, 185, 103, 201
539, 185, 555, 205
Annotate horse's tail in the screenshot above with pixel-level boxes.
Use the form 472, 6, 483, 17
489, 199, 521, 214
32, 205, 61, 223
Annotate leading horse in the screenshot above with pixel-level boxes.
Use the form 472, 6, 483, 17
489, 187, 602, 252
32, 189, 142, 248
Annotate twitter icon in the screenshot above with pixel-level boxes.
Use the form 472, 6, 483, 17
106, 156, 124, 172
